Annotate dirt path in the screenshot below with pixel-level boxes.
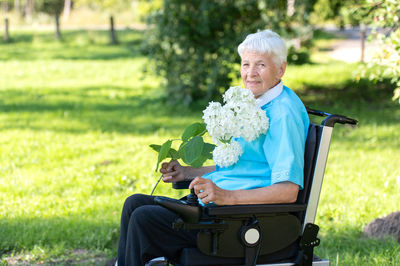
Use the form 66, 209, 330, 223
324, 27, 379, 63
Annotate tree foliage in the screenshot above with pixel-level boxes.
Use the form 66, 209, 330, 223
36, 0, 64, 16
36, 0, 64, 39
137, 0, 162, 18
145, 0, 317, 105
146, 0, 260, 105
355, 0, 400, 102
311, 0, 345, 26
75, 0, 128, 10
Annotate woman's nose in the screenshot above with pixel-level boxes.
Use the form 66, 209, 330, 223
248, 66, 258, 76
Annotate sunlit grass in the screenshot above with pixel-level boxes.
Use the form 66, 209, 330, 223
1, 29, 400, 265
0, 29, 196, 263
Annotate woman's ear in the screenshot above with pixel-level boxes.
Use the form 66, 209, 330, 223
278, 62, 287, 78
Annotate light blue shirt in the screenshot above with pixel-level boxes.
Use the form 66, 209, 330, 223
203, 84, 309, 194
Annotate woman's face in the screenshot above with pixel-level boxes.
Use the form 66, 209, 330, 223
240, 50, 286, 98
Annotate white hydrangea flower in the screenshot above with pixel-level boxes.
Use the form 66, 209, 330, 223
223, 86, 256, 105
203, 86, 269, 167
212, 141, 243, 168
239, 107, 269, 142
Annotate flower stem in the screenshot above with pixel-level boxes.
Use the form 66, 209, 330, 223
150, 174, 163, 195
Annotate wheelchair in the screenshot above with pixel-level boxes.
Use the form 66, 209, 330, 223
154, 108, 358, 266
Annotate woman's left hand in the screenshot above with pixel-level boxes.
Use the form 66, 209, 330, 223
189, 177, 231, 205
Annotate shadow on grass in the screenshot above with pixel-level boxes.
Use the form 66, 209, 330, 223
312, 28, 346, 41
0, 216, 119, 256
0, 85, 200, 135
316, 225, 400, 265
2, 216, 399, 265
0, 72, 398, 136
300, 77, 394, 105
1, 77, 399, 136
0, 29, 145, 61
299, 77, 399, 121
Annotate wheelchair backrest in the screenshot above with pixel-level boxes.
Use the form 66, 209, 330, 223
297, 123, 321, 205
298, 106, 358, 226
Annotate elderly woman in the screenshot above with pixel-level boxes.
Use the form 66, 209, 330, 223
116, 29, 309, 266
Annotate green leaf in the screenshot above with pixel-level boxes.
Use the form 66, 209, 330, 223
181, 136, 204, 165
189, 143, 215, 167
155, 140, 172, 171
202, 143, 216, 160
190, 155, 208, 168
181, 122, 206, 142
168, 148, 179, 160
178, 141, 188, 158
149, 144, 161, 152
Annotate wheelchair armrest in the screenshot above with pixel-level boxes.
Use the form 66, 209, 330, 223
172, 181, 191, 189
154, 196, 201, 223
204, 203, 307, 216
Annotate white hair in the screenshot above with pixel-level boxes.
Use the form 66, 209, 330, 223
238, 29, 287, 67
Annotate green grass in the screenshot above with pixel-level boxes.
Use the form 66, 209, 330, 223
1, 29, 400, 265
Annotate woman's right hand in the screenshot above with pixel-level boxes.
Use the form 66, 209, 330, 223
160, 160, 187, 183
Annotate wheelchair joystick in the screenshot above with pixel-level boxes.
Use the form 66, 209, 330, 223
186, 188, 199, 206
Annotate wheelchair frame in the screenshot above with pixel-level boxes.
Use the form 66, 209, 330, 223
155, 108, 357, 266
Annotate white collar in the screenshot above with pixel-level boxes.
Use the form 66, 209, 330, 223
255, 81, 283, 107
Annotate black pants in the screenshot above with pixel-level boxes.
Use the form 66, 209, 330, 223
117, 194, 198, 266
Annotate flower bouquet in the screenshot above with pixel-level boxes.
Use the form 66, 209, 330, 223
202, 86, 269, 167
150, 86, 269, 171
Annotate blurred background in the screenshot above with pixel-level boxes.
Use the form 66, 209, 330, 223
1, 0, 399, 265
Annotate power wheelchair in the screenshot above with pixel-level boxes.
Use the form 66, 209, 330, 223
154, 108, 358, 266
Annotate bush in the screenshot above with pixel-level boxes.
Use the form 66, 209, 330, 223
145, 0, 318, 105
144, 0, 264, 105
287, 47, 311, 65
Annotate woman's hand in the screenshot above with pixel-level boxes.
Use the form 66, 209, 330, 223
189, 178, 299, 205
160, 160, 187, 183
189, 177, 231, 205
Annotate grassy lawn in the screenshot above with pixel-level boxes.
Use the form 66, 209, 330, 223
1, 29, 399, 265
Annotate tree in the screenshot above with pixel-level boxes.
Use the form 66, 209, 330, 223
25, 0, 35, 20
36, 0, 64, 39
62, 0, 72, 22
354, 0, 400, 102
1, 0, 12, 41
14, 0, 21, 14
309, 0, 400, 103
137, 0, 162, 18
311, 0, 345, 27
75, 0, 130, 45
3, 18, 10, 42
145, 0, 317, 105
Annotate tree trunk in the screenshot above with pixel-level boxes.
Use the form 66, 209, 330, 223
25, 0, 34, 20
360, 24, 366, 63
4, 1, 10, 13
21, 0, 26, 18
4, 18, 10, 42
15, 0, 22, 17
15, 0, 20, 10
21, 0, 35, 21
63, 0, 72, 22
55, 14, 61, 40
109, 15, 118, 45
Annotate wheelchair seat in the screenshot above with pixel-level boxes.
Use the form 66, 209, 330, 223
155, 108, 357, 266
